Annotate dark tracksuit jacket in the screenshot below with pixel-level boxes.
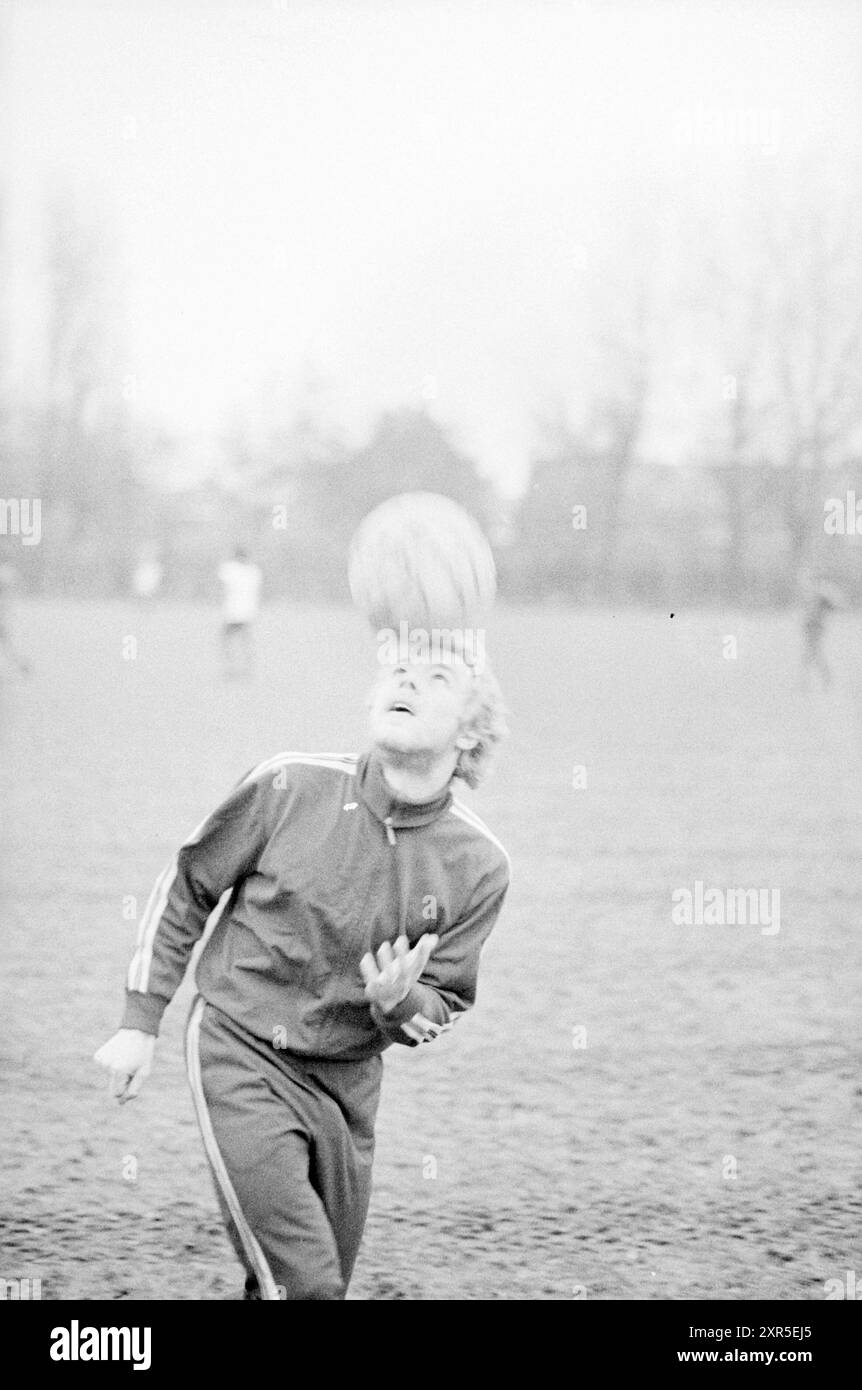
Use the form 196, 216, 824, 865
121, 749, 510, 1300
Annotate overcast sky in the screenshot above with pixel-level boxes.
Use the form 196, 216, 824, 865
3, 0, 861, 494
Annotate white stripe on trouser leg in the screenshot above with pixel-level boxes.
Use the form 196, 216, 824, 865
185, 997, 281, 1301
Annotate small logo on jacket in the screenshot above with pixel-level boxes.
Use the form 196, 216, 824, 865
343, 802, 358, 811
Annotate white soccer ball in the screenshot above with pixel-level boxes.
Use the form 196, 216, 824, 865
348, 492, 496, 631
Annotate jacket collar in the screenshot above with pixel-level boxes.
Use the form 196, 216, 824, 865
356, 749, 453, 829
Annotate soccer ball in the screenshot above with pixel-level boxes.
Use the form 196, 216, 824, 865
348, 492, 496, 631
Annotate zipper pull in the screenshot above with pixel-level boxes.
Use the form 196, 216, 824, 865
383, 815, 397, 846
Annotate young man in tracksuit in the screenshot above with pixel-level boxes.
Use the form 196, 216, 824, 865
95, 653, 509, 1300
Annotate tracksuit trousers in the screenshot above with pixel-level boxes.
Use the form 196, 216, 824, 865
185, 995, 383, 1300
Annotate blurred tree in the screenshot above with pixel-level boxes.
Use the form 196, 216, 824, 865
0, 185, 10, 492
511, 231, 653, 604
689, 221, 776, 603
220, 363, 350, 599
766, 185, 862, 589
524, 198, 659, 602
508, 425, 606, 600
35, 191, 137, 592
583, 275, 650, 597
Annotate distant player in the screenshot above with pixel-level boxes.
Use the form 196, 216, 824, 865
218, 547, 262, 679
94, 650, 509, 1300
799, 572, 843, 689
0, 562, 31, 676
131, 548, 163, 601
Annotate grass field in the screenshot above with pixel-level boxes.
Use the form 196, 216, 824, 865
2, 599, 861, 1300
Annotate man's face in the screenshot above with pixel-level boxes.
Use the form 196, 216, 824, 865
368, 658, 476, 763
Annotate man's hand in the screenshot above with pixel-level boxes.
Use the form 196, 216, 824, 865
93, 1029, 156, 1104
360, 934, 439, 1015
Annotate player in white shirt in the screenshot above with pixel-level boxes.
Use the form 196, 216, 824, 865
132, 548, 163, 600
218, 547, 262, 679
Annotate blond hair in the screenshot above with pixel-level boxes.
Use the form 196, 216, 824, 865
454, 659, 509, 789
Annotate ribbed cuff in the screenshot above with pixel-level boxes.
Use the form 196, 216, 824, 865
121, 990, 169, 1036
